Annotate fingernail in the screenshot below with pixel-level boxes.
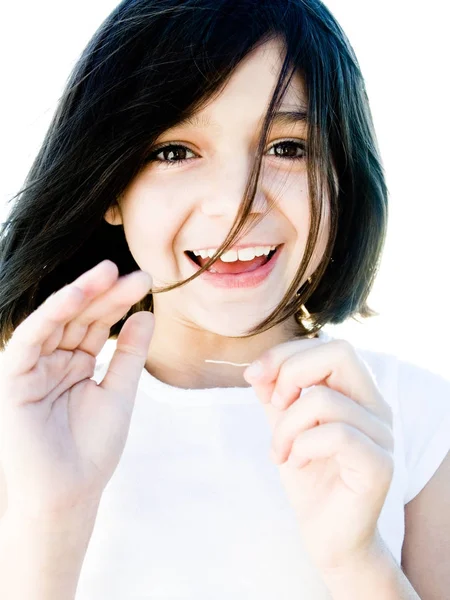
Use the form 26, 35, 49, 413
244, 360, 263, 380
271, 392, 285, 409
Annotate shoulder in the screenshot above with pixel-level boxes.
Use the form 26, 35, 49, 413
321, 330, 404, 412
356, 345, 450, 451
348, 339, 450, 505
319, 329, 401, 384
322, 331, 450, 417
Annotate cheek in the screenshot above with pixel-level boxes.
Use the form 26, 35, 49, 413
279, 178, 311, 239
281, 179, 330, 268
120, 181, 188, 273
304, 196, 331, 268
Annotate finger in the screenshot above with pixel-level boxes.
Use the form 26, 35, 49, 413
4, 286, 86, 377
249, 339, 390, 424
40, 350, 97, 407
40, 261, 122, 356
271, 386, 394, 465
56, 270, 152, 356
99, 311, 154, 399
5, 261, 118, 373
244, 337, 323, 404
286, 422, 394, 495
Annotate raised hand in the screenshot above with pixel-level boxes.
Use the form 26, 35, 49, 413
243, 338, 394, 572
0, 260, 154, 521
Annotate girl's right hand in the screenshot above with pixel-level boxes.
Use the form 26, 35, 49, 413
0, 260, 154, 521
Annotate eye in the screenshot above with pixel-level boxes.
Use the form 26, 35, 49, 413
267, 140, 307, 161
144, 139, 307, 168
145, 144, 196, 168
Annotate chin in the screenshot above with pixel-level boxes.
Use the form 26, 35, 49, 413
196, 314, 266, 338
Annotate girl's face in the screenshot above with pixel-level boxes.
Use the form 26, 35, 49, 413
105, 37, 330, 338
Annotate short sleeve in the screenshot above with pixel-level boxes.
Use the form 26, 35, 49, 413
397, 359, 450, 504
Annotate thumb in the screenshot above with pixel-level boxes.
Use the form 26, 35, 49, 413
100, 311, 154, 397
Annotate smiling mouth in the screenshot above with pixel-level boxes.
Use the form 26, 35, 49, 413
185, 245, 281, 274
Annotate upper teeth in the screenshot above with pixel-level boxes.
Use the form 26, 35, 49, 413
192, 245, 277, 262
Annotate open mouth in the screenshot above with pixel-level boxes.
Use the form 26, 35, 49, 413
185, 245, 281, 275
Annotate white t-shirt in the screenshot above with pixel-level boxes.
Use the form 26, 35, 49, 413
76, 329, 450, 599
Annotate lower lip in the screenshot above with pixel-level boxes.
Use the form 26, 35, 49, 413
186, 246, 283, 289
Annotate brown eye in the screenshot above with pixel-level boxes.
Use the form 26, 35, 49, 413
145, 144, 196, 166
267, 140, 307, 160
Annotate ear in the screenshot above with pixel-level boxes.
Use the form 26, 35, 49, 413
104, 203, 123, 226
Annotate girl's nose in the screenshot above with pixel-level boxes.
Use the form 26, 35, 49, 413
199, 166, 269, 217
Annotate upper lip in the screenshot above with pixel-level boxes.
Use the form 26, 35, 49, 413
186, 243, 282, 252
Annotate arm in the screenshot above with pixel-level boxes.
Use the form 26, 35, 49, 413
0, 503, 99, 600
320, 538, 421, 600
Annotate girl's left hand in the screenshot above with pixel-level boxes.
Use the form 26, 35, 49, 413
243, 338, 395, 572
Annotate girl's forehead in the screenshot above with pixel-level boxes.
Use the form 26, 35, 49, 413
164, 63, 308, 134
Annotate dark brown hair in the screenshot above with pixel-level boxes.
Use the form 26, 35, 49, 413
0, 0, 388, 351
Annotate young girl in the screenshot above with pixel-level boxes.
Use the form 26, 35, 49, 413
0, 1, 448, 598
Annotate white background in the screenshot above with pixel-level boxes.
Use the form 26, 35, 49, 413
1, 1, 449, 378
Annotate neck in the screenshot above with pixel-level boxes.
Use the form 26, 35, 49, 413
144, 313, 310, 389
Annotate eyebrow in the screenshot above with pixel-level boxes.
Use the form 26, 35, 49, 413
175, 109, 309, 130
